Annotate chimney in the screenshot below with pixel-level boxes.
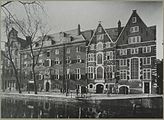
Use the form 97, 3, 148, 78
78, 24, 81, 35
118, 20, 121, 36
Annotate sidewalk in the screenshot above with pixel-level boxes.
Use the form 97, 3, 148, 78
1, 91, 162, 101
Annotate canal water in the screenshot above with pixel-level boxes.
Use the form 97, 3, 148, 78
1, 97, 163, 118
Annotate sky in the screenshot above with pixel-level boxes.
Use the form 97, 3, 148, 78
1, 1, 163, 59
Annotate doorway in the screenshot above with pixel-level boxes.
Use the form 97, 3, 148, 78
144, 82, 150, 94
46, 82, 50, 92
119, 86, 129, 94
96, 84, 104, 93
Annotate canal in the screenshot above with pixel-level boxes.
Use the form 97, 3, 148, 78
1, 97, 163, 118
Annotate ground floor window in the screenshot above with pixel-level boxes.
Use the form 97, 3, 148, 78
120, 70, 127, 80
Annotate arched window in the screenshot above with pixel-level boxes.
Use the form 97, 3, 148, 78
97, 53, 102, 64
97, 66, 103, 79
96, 42, 103, 51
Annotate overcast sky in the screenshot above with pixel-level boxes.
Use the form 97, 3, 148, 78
1, 1, 163, 59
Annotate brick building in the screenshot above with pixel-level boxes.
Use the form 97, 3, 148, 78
2, 10, 157, 94
87, 10, 157, 94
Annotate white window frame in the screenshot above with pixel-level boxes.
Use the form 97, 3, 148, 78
77, 55, 81, 63
106, 51, 113, 60
66, 69, 70, 79
128, 36, 141, 44
88, 53, 94, 62
143, 68, 151, 80
88, 66, 94, 79
120, 59, 127, 66
130, 26, 139, 33
132, 17, 137, 23
131, 48, 138, 54
143, 57, 151, 65
120, 70, 127, 80
120, 49, 127, 55
54, 69, 59, 80
96, 34, 104, 40
142, 46, 151, 53
66, 56, 71, 64
76, 68, 81, 80
76, 46, 80, 52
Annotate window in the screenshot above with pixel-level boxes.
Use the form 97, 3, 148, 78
131, 48, 138, 54
54, 69, 59, 79
142, 46, 151, 53
120, 49, 127, 55
143, 69, 151, 80
132, 17, 137, 23
77, 55, 81, 63
76, 46, 80, 52
106, 65, 113, 79
97, 53, 103, 64
131, 58, 139, 79
96, 34, 104, 40
106, 51, 113, 60
90, 44, 95, 50
23, 61, 27, 67
24, 54, 27, 59
98, 27, 102, 32
120, 59, 127, 66
66, 69, 70, 79
76, 68, 81, 80
97, 42, 103, 51
44, 59, 51, 67
130, 26, 139, 33
143, 57, 151, 65
66, 48, 70, 54
39, 74, 43, 80
128, 36, 141, 44
89, 84, 93, 88
120, 70, 127, 80
97, 66, 103, 79
38, 59, 43, 66
66, 57, 70, 64
55, 49, 59, 54
47, 51, 50, 57
54, 57, 59, 64
88, 66, 94, 79
88, 53, 94, 62
106, 42, 111, 48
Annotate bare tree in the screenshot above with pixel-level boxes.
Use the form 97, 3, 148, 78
1, 1, 50, 94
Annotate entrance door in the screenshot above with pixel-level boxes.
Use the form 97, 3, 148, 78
119, 86, 128, 94
144, 82, 150, 94
46, 82, 50, 92
96, 84, 104, 93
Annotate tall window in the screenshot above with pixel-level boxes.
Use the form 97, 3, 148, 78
143, 57, 151, 65
88, 66, 94, 79
97, 53, 103, 64
97, 42, 103, 51
120, 70, 127, 80
143, 69, 151, 80
106, 51, 113, 60
88, 53, 94, 62
47, 51, 50, 57
106, 65, 113, 79
54, 69, 59, 79
76, 68, 81, 80
131, 58, 139, 79
97, 66, 103, 79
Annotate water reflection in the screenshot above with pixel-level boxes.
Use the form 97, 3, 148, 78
1, 97, 163, 118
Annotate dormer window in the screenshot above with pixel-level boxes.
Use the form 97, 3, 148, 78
132, 17, 137, 23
